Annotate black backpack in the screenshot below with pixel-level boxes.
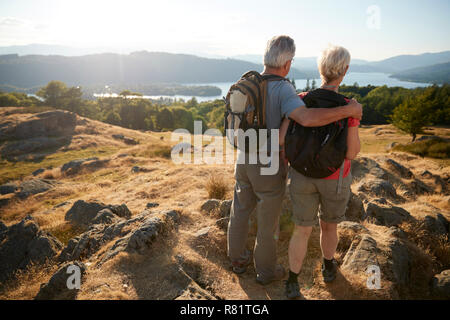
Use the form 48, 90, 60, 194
285, 88, 349, 178
224, 71, 287, 153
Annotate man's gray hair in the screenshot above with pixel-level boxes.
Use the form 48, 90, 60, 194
263, 35, 296, 68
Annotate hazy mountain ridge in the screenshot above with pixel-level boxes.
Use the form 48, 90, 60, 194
390, 62, 450, 84
0, 51, 311, 90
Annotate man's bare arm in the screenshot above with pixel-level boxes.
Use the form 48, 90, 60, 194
289, 99, 362, 127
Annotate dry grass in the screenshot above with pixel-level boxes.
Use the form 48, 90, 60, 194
205, 174, 229, 200
400, 220, 450, 268
0, 260, 58, 300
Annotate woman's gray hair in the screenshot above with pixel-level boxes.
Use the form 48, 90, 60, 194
317, 45, 351, 83
263, 35, 296, 68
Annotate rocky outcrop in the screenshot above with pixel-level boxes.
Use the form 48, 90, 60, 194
0, 216, 63, 283
17, 179, 56, 199
342, 235, 380, 273
61, 158, 110, 175
357, 179, 399, 200
422, 214, 449, 237
384, 159, 414, 179
0, 183, 18, 195
102, 210, 179, 262
112, 134, 139, 145
12, 110, 76, 140
59, 209, 179, 263
64, 200, 131, 228
35, 262, 87, 300
342, 234, 412, 287
431, 269, 450, 299
364, 201, 411, 227
345, 193, 366, 221
201, 199, 232, 218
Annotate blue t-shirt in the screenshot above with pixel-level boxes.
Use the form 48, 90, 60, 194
265, 80, 304, 130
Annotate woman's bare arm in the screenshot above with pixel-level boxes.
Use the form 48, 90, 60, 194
346, 126, 360, 160
279, 117, 290, 148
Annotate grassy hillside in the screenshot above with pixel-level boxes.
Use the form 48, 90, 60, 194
0, 108, 449, 300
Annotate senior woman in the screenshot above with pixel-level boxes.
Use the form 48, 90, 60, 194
279, 45, 361, 299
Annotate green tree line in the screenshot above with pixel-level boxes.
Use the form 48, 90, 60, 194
0, 81, 448, 140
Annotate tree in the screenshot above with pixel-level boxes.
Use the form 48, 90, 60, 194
304, 79, 310, 91
155, 108, 174, 131
311, 79, 317, 90
36, 81, 68, 107
390, 96, 432, 142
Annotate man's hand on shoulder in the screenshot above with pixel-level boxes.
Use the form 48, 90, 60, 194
345, 99, 363, 120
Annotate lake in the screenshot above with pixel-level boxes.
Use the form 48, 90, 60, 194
95, 72, 432, 102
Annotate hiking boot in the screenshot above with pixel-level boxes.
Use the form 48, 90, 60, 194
231, 250, 252, 274
285, 280, 301, 299
321, 259, 338, 283
256, 265, 286, 285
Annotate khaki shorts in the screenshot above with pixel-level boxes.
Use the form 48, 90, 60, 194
288, 167, 352, 226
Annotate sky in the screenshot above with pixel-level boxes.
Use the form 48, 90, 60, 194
0, 0, 449, 61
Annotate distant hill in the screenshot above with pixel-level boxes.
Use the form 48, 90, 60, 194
390, 62, 450, 84
367, 51, 450, 73
0, 51, 310, 90
233, 51, 450, 76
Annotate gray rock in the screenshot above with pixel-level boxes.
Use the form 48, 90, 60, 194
219, 200, 232, 218
431, 269, 450, 298
408, 179, 433, 196
385, 159, 414, 179
386, 226, 406, 239
17, 179, 55, 199
339, 221, 369, 233
123, 137, 139, 145
416, 135, 440, 142
112, 134, 138, 145
345, 193, 365, 221
0, 183, 18, 195
109, 204, 132, 219
369, 167, 388, 180
13, 110, 77, 140
422, 214, 449, 236
420, 170, 433, 179
0, 217, 63, 283
65, 200, 108, 227
146, 202, 159, 209
60, 210, 179, 263
351, 157, 381, 179
102, 210, 180, 262
91, 209, 120, 225
200, 199, 221, 214
387, 239, 411, 285
342, 235, 380, 273
61, 157, 99, 174
35, 261, 87, 300
32, 168, 45, 176
357, 179, 398, 200
364, 201, 411, 227
64, 200, 131, 227
216, 217, 229, 231
194, 227, 211, 239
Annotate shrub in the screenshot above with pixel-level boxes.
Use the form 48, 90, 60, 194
206, 174, 229, 200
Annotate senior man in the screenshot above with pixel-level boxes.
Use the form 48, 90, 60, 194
227, 35, 362, 285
